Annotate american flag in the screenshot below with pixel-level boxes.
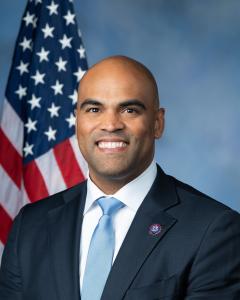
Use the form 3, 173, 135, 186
0, 0, 88, 262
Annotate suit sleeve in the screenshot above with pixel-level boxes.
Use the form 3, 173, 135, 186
186, 209, 240, 299
0, 208, 24, 300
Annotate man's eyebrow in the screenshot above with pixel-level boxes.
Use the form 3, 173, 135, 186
79, 99, 102, 109
78, 98, 147, 110
119, 99, 146, 110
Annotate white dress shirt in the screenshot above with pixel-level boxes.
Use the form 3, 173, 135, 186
79, 160, 157, 290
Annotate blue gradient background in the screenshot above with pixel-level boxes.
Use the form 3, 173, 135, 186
1, 0, 239, 211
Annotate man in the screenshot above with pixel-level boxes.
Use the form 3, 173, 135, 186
0, 56, 240, 299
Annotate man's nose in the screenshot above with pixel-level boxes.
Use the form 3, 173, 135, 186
100, 111, 124, 132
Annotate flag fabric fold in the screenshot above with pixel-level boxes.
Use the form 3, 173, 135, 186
0, 0, 88, 262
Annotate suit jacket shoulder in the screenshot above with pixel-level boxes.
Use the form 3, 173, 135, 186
21, 180, 87, 223
0, 181, 87, 300
167, 173, 238, 223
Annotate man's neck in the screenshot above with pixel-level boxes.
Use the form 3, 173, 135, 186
88, 161, 156, 195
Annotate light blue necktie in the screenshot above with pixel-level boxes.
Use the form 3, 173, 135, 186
81, 197, 124, 300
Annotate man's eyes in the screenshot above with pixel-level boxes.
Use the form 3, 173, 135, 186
86, 107, 100, 113
122, 107, 140, 114
84, 107, 141, 114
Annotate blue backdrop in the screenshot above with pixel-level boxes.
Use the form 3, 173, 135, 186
1, 0, 239, 211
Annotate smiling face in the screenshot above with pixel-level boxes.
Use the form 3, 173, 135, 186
76, 56, 164, 193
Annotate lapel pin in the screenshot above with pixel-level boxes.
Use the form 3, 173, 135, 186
149, 223, 162, 236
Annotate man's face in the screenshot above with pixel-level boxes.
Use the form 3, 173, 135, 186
76, 63, 164, 187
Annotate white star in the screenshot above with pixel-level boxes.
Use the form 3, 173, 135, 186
44, 126, 57, 141
32, 17, 38, 28
51, 80, 63, 95
68, 90, 78, 105
42, 23, 54, 38
25, 117, 37, 133
77, 45, 86, 58
59, 34, 72, 49
15, 84, 27, 99
19, 37, 32, 51
23, 142, 34, 157
16, 61, 29, 75
63, 10, 75, 26
73, 67, 86, 82
46, 1, 59, 16
28, 94, 41, 110
36, 47, 50, 62
47, 102, 60, 118
31, 70, 45, 85
35, 0, 42, 4
66, 113, 75, 128
55, 56, 67, 72
23, 12, 35, 26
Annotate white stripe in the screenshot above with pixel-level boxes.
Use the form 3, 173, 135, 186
35, 150, 66, 195
0, 240, 4, 264
69, 135, 88, 177
0, 99, 23, 155
0, 166, 23, 219
22, 185, 31, 206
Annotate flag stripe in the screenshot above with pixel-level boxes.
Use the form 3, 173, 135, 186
22, 186, 31, 206
0, 166, 22, 219
53, 139, 85, 187
0, 204, 13, 245
35, 149, 66, 195
69, 135, 88, 177
0, 128, 22, 189
23, 161, 49, 202
0, 240, 4, 264
1, 100, 23, 155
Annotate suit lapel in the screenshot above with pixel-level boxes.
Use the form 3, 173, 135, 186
47, 183, 87, 300
101, 167, 179, 300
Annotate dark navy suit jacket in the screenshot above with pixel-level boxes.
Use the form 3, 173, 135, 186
1, 166, 240, 299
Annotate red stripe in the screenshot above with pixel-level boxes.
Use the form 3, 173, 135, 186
53, 139, 85, 188
23, 160, 49, 202
0, 204, 13, 245
0, 128, 22, 189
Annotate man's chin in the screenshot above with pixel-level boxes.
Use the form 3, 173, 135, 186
97, 169, 129, 180
91, 164, 135, 181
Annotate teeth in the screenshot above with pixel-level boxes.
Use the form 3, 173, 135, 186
98, 141, 127, 149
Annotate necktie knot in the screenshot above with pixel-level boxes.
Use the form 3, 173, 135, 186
97, 197, 124, 216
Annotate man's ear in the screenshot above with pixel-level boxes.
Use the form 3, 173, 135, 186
154, 107, 165, 139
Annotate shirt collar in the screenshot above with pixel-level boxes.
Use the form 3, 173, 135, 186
85, 160, 157, 214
